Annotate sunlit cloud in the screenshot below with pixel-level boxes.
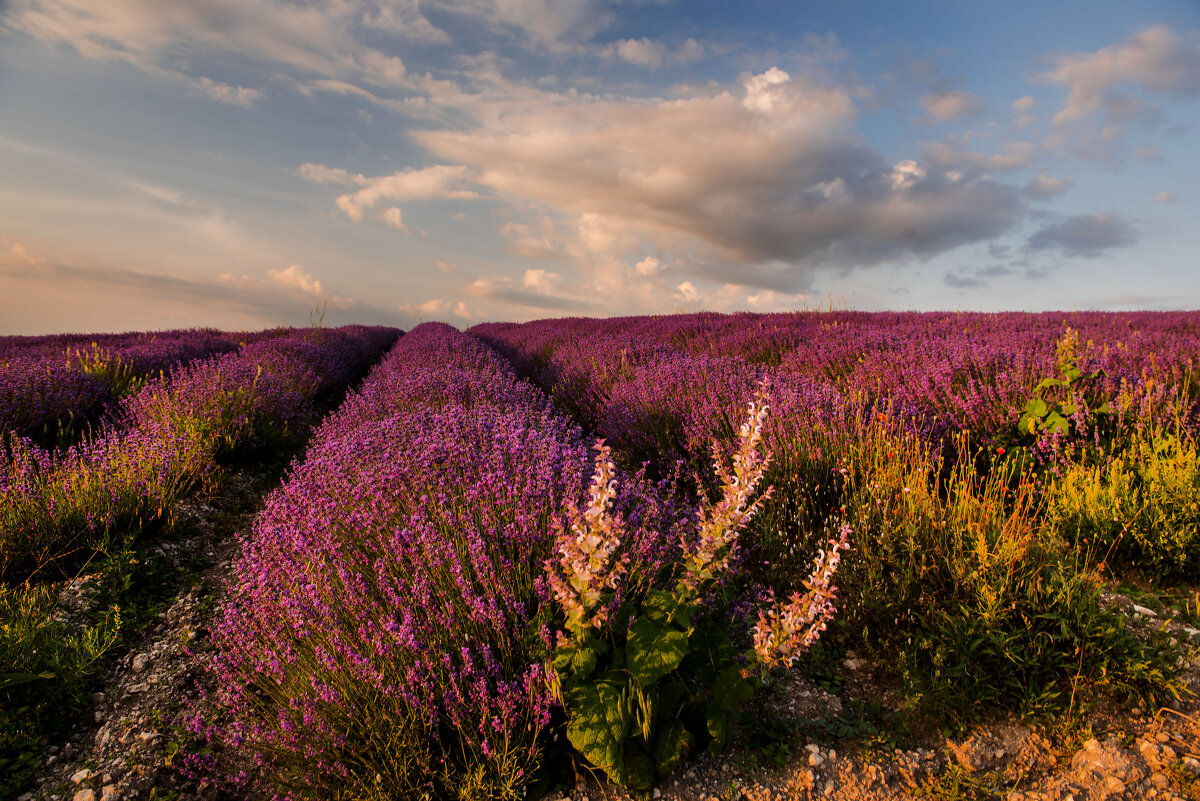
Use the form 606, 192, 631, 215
414, 67, 1026, 295
303, 164, 480, 222
1039, 24, 1200, 151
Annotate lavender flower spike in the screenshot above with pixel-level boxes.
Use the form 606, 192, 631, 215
752, 522, 852, 669
546, 440, 631, 637
682, 380, 774, 591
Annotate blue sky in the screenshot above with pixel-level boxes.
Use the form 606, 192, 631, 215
1, 1, 1198, 333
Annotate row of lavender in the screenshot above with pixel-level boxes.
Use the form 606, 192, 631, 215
0, 325, 399, 584
473, 311, 1200, 465
0, 328, 290, 447
197, 323, 690, 799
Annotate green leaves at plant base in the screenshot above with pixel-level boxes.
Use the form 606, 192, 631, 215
627, 618, 689, 688
565, 680, 631, 786
1017, 340, 1110, 439
652, 719, 693, 778
713, 666, 755, 711
553, 639, 603, 683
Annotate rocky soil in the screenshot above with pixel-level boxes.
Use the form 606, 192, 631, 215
550, 597, 1200, 801
14, 472, 262, 801
15, 489, 1200, 801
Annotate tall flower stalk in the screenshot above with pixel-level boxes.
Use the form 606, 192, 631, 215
546, 380, 851, 793
752, 522, 852, 669
545, 441, 630, 638
682, 385, 774, 591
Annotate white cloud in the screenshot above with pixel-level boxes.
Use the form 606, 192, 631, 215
464, 272, 590, 312
745, 288, 811, 311
918, 89, 983, 123
634, 256, 665, 276
499, 217, 571, 259
327, 165, 480, 221
297, 163, 370, 186
398, 298, 452, 317
673, 280, 699, 303
382, 207, 410, 233
611, 37, 667, 68
269, 264, 324, 296
1152, 192, 1179, 204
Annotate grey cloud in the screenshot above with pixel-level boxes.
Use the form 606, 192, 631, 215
944, 272, 985, 289
943, 262, 1017, 290
1027, 212, 1138, 257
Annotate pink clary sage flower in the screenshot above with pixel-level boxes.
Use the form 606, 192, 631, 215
681, 383, 774, 592
545, 440, 631, 636
752, 522, 853, 670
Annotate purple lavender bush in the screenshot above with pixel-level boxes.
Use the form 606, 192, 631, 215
0, 328, 253, 447
199, 323, 686, 800
0, 358, 114, 446
0, 326, 398, 583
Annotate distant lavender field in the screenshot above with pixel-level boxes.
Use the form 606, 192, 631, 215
0, 328, 287, 446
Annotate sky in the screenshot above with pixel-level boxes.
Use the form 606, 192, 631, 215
1, 1, 1199, 334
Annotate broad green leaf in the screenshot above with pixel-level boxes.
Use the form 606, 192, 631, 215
628, 618, 689, 688
566, 680, 630, 785
1023, 398, 1050, 417
1043, 412, 1069, 434
706, 706, 730, 752
553, 641, 599, 684
1032, 379, 1061, 394
642, 589, 677, 623
653, 719, 694, 779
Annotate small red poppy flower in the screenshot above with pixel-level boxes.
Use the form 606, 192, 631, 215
996, 447, 1006, 456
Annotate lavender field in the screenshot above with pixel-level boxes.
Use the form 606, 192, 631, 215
4, 312, 1200, 800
